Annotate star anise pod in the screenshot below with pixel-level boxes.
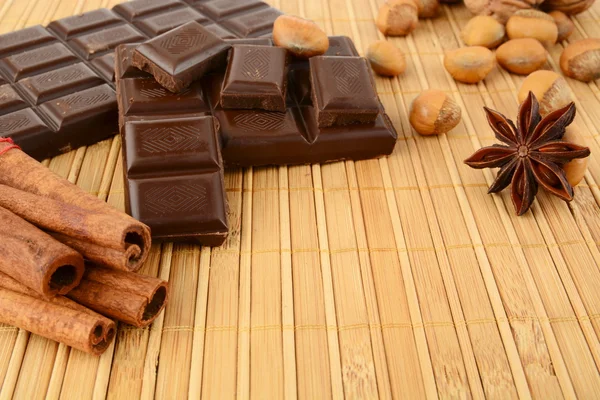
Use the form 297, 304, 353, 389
464, 92, 590, 216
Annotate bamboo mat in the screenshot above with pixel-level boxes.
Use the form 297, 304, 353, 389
1, 0, 600, 398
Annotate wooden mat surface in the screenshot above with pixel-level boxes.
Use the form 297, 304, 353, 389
2, 0, 600, 398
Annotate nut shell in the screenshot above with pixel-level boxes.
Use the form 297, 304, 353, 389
376, 0, 419, 36
367, 40, 407, 76
415, 0, 440, 18
272, 15, 329, 59
549, 11, 574, 42
409, 90, 462, 135
496, 38, 547, 74
461, 16, 505, 48
562, 127, 589, 186
518, 70, 571, 116
506, 10, 558, 47
542, 0, 594, 15
560, 38, 600, 82
463, 0, 543, 24
444, 46, 496, 83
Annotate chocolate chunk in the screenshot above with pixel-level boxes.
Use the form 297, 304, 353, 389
134, 7, 210, 37
113, 0, 185, 22
220, 45, 289, 112
0, 43, 79, 82
324, 36, 360, 57
221, 7, 283, 38
17, 63, 104, 104
193, 0, 268, 21
47, 9, 123, 40
309, 56, 379, 127
0, 85, 28, 115
91, 53, 116, 82
132, 21, 231, 93
68, 25, 147, 60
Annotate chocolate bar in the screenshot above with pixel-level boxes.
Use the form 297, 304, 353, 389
220, 45, 289, 112
116, 44, 227, 245
309, 56, 380, 127
132, 22, 231, 93
205, 73, 397, 167
0, 0, 284, 160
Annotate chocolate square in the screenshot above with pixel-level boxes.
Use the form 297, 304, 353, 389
132, 21, 231, 93
309, 56, 379, 127
220, 45, 288, 112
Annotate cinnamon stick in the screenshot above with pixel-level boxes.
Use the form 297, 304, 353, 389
0, 271, 115, 355
0, 184, 147, 271
0, 139, 151, 272
0, 206, 84, 298
68, 266, 169, 328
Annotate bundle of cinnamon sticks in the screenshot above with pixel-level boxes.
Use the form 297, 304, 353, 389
0, 138, 169, 355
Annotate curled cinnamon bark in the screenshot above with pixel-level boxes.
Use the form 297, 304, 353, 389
0, 206, 84, 298
0, 142, 151, 272
0, 185, 147, 271
0, 272, 115, 355
68, 266, 169, 328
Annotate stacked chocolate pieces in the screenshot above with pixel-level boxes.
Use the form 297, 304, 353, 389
0, 0, 284, 160
114, 18, 397, 245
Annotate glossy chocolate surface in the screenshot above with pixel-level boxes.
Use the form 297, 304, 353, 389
220, 45, 288, 112
132, 21, 231, 93
0, 0, 284, 160
116, 44, 228, 245
309, 56, 379, 127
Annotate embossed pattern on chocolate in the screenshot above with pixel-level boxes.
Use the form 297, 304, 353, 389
309, 56, 379, 127
132, 21, 230, 93
220, 45, 289, 111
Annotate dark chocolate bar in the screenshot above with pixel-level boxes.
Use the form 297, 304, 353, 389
132, 21, 231, 93
309, 56, 379, 127
220, 45, 289, 112
204, 72, 397, 167
0, 0, 284, 160
116, 44, 228, 245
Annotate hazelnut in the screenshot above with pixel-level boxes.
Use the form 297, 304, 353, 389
541, 0, 594, 15
549, 11, 574, 42
414, 0, 440, 18
463, 0, 540, 24
506, 10, 558, 47
496, 38, 547, 75
562, 127, 589, 187
460, 16, 505, 48
366, 40, 406, 76
518, 70, 571, 116
560, 38, 600, 82
376, 0, 419, 36
272, 15, 329, 58
443, 46, 496, 83
409, 90, 462, 135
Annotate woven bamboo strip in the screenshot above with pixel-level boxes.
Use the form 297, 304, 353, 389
198, 171, 243, 399
447, 5, 600, 396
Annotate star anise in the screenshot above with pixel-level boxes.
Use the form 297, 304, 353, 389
464, 92, 590, 216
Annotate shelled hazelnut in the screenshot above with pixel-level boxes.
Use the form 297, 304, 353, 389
272, 15, 329, 58
444, 46, 496, 83
367, 40, 407, 76
461, 16, 505, 48
376, 0, 419, 36
496, 38, 547, 75
518, 70, 571, 116
409, 90, 462, 135
560, 38, 600, 82
549, 11, 574, 42
506, 10, 558, 47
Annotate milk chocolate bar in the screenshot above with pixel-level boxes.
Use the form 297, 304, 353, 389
0, 0, 283, 160
132, 22, 231, 93
220, 45, 289, 111
116, 44, 227, 245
